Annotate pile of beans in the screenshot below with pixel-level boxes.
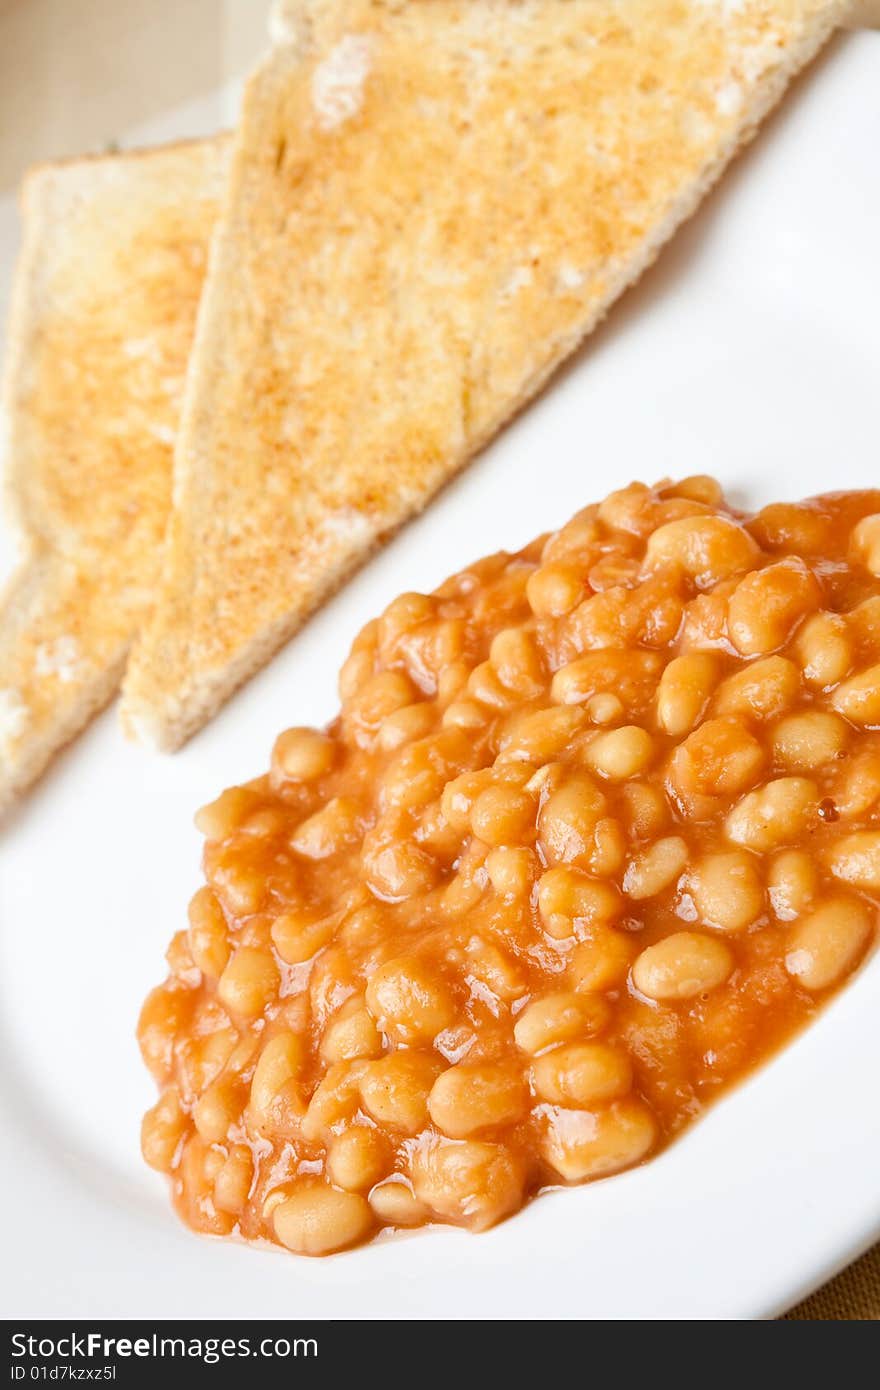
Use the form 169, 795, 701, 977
139, 478, 880, 1255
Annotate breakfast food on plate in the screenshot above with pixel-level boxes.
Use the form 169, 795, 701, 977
139, 477, 879, 1255
121, 0, 848, 752
0, 138, 228, 815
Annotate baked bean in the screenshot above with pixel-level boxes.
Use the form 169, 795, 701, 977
217, 947, 279, 1020
403, 624, 467, 694
829, 740, 880, 818
291, 797, 360, 859
193, 1077, 241, 1144
490, 628, 545, 696
513, 991, 610, 1055
826, 830, 880, 893
568, 927, 637, 992
688, 851, 764, 932
470, 783, 535, 847
141, 1088, 187, 1172
713, 656, 800, 720
524, 763, 558, 796
273, 1183, 374, 1256
272, 727, 335, 783
768, 850, 817, 921
187, 887, 230, 980
536, 866, 622, 938
378, 591, 435, 650
727, 558, 820, 657
241, 806, 285, 838
485, 846, 536, 898
176, 1136, 235, 1236
326, 1126, 388, 1191
347, 670, 416, 744
467, 660, 521, 710
623, 837, 688, 900
249, 1031, 306, 1135
300, 1061, 366, 1142
541, 1099, 657, 1182
586, 726, 654, 781
846, 595, 880, 652
677, 584, 733, 652
359, 1052, 444, 1133
725, 778, 817, 852
597, 482, 654, 535
588, 817, 627, 877
656, 653, 718, 735
633, 932, 733, 1001
271, 908, 337, 964
439, 663, 473, 708
771, 711, 848, 771
309, 946, 358, 1029
851, 513, 880, 576
531, 1043, 632, 1106
588, 555, 641, 591
550, 651, 660, 710
410, 1140, 524, 1229
321, 997, 384, 1063
464, 935, 527, 1001
586, 692, 625, 725
785, 896, 873, 991
213, 1146, 254, 1215
669, 718, 765, 805
645, 514, 758, 585
428, 1063, 528, 1137
176, 1021, 237, 1100
748, 501, 831, 555
831, 664, 880, 726
165, 930, 198, 983
368, 1180, 428, 1227
527, 562, 584, 617
436, 658, 476, 704
205, 847, 266, 916
441, 855, 489, 917
194, 786, 261, 841
338, 646, 374, 703
795, 612, 852, 689
440, 769, 493, 832
362, 828, 439, 900
654, 498, 714, 527
497, 705, 585, 762
661, 474, 723, 506
377, 702, 436, 752
599, 573, 679, 651
537, 775, 606, 866
337, 902, 385, 952
226, 1032, 260, 1076
620, 782, 669, 838
442, 697, 488, 731
365, 956, 455, 1045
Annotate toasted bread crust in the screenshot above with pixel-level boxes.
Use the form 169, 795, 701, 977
122, 0, 849, 751
0, 138, 229, 814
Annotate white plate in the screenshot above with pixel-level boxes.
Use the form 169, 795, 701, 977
1, 33, 878, 1321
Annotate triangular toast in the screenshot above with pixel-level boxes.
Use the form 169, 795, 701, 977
122, 0, 848, 750
0, 137, 229, 812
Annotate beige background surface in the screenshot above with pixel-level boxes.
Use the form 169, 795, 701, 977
0, 0, 211, 186
0, 0, 267, 190
0, 0, 876, 1321
0, 0, 268, 341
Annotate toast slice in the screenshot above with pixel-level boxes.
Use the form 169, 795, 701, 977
122, 0, 850, 751
0, 137, 229, 814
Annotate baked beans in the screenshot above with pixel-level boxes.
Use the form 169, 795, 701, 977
140, 480, 879, 1254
